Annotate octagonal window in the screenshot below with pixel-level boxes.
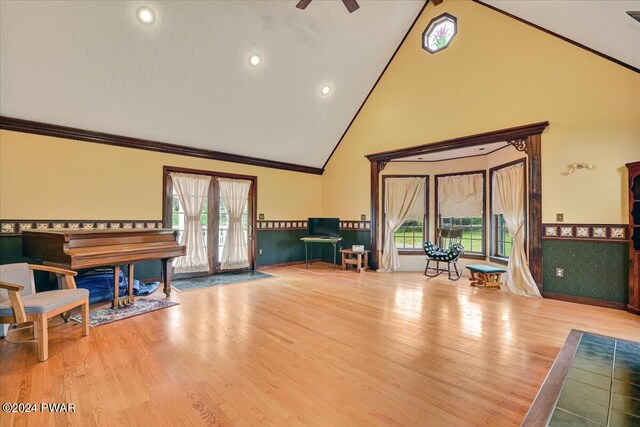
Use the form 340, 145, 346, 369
422, 13, 457, 54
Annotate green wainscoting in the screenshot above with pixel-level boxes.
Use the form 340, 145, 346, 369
318, 231, 372, 265
255, 229, 309, 267
542, 240, 629, 304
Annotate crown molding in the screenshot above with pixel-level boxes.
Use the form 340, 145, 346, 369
0, 116, 324, 175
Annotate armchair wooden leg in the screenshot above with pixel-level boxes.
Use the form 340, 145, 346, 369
32, 320, 39, 340
36, 314, 48, 362
81, 300, 90, 336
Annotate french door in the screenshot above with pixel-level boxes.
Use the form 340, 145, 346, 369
163, 166, 257, 277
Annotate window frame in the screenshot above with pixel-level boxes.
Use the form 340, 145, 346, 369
489, 158, 527, 265
381, 175, 430, 255
162, 165, 258, 277
434, 169, 487, 259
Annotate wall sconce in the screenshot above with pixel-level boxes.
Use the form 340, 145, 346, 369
562, 162, 595, 175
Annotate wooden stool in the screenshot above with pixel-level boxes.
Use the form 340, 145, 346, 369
340, 249, 370, 273
465, 265, 506, 289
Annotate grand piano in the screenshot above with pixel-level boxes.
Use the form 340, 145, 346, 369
22, 229, 186, 308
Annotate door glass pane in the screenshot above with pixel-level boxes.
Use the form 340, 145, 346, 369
171, 190, 209, 252
218, 194, 250, 263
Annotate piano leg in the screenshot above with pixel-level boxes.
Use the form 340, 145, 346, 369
162, 258, 172, 297
127, 264, 135, 305
112, 265, 121, 309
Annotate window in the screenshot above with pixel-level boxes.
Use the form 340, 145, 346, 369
436, 171, 486, 256
383, 176, 429, 252
441, 216, 484, 253
422, 13, 457, 54
494, 214, 513, 257
490, 159, 526, 261
171, 188, 208, 248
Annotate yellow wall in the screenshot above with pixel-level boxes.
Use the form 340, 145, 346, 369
0, 130, 322, 220
322, 0, 640, 224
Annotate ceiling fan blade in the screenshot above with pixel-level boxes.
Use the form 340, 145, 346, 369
432, 0, 444, 5
296, 0, 312, 10
342, 0, 360, 13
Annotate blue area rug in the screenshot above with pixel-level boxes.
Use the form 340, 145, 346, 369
171, 270, 273, 292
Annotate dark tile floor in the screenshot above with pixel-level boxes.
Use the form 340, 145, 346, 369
549, 334, 640, 426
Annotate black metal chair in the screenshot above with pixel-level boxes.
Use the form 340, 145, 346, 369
423, 228, 465, 281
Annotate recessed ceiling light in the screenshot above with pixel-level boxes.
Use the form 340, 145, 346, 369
249, 54, 261, 67
321, 85, 331, 96
136, 6, 155, 25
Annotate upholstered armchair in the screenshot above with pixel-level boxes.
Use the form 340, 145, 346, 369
0, 263, 89, 362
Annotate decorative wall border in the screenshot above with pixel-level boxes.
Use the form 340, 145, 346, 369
0, 220, 164, 236
1, 219, 372, 235
257, 220, 371, 231
543, 224, 628, 242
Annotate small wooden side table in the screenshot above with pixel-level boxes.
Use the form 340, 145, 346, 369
340, 249, 370, 273
465, 264, 506, 289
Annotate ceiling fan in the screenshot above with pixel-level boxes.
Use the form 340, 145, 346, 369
296, 0, 360, 14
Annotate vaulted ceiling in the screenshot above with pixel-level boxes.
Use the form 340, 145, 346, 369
0, 0, 424, 168
1, 1, 638, 170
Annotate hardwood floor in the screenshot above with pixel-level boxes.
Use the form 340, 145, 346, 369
1, 263, 639, 426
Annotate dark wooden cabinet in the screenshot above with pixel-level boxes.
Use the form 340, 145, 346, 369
627, 161, 640, 314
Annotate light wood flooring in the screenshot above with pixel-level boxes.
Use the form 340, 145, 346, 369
1, 263, 639, 426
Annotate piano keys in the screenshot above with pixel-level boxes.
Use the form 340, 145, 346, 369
22, 229, 186, 308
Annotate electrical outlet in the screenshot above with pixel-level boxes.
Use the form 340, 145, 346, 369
259, 213, 265, 220
259, 249, 263, 255
361, 214, 366, 220
555, 268, 564, 278
556, 213, 564, 222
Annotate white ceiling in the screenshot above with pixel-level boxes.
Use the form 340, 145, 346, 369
483, 0, 640, 70
394, 141, 509, 162
0, 0, 424, 168
1, 1, 638, 170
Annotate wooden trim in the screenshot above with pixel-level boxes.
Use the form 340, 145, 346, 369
434, 169, 487, 256
258, 259, 321, 269
489, 256, 508, 266
367, 123, 546, 287
542, 292, 627, 310
520, 329, 582, 427
460, 253, 486, 261
489, 158, 527, 259
370, 162, 380, 270
0, 116, 323, 175
366, 122, 549, 162
321, 1, 429, 170
473, 1, 640, 75
381, 175, 430, 256
527, 134, 543, 288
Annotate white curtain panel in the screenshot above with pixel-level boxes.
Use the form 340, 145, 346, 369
437, 173, 484, 218
493, 164, 541, 298
379, 177, 426, 273
171, 172, 212, 273
219, 178, 251, 270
